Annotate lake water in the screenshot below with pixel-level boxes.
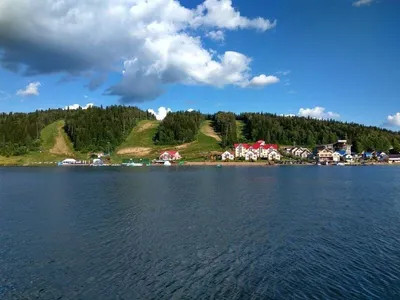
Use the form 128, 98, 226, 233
1, 166, 400, 299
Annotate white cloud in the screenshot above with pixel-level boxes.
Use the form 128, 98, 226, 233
206, 30, 225, 42
148, 107, 172, 121
276, 70, 291, 76
386, 113, 400, 127
187, 108, 195, 112
298, 106, 340, 119
247, 75, 280, 87
64, 103, 94, 110
353, 0, 374, 7
0, 0, 277, 103
16, 82, 41, 96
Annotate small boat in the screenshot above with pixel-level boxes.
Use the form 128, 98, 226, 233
126, 162, 144, 167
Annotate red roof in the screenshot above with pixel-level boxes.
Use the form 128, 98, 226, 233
256, 140, 265, 144
262, 144, 278, 150
251, 144, 261, 149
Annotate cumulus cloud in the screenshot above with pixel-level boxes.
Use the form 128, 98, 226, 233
206, 30, 225, 42
148, 107, 172, 121
298, 106, 340, 119
247, 75, 280, 87
353, 0, 375, 7
16, 82, 41, 96
386, 113, 400, 127
187, 108, 195, 112
0, 0, 277, 103
64, 103, 94, 110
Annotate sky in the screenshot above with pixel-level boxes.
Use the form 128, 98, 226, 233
0, 0, 399, 128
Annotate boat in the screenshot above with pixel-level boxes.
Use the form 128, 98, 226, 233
337, 163, 345, 166
164, 161, 171, 166
126, 162, 144, 167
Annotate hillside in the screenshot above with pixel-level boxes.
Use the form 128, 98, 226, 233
117, 120, 160, 156
41, 120, 74, 156
236, 120, 246, 142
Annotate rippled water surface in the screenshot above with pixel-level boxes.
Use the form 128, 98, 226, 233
1, 166, 400, 299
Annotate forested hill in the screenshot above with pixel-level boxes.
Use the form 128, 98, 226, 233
213, 112, 400, 153
1, 107, 400, 156
0, 106, 152, 156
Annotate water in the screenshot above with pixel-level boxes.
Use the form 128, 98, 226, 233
1, 166, 400, 299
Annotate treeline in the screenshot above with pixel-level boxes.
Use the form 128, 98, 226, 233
212, 112, 237, 147
64, 106, 152, 152
154, 111, 203, 145
0, 109, 67, 156
236, 113, 400, 153
0, 106, 152, 156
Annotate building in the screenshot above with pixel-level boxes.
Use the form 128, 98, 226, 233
234, 143, 250, 158
388, 154, 400, 163
267, 149, 281, 161
159, 151, 181, 161
343, 154, 353, 163
299, 149, 312, 159
221, 151, 234, 161
333, 152, 341, 162
317, 149, 334, 162
61, 158, 77, 165
333, 140, 352, 155
245, 151, 257, 161
234, 141, 279, 161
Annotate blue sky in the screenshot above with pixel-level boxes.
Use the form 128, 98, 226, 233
0, 0, 399, 128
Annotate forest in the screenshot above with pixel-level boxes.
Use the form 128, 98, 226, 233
1, 106, 400, 156
154, 111, 203, 145
0, 106, 152, 156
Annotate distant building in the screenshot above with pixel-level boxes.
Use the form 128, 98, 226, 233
221, 151, 235, 161
159, 151, 181, 161
234, 141, 279, 161
388, 154, 400, 163
333, 140, 352, 155
245, 151, 258, 161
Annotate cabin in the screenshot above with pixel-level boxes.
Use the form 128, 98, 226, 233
221, 151, 235, 161
342, 154, 353, 162
159, 151, 181, 161
299, 149, 311, 159
333, 152, 341, 162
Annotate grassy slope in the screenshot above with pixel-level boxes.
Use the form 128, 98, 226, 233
0, 120, 76, 165
119, 120, 160, 148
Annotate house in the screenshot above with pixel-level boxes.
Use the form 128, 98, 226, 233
221, 151, 235, 161
293, 147, 305, 157
333, 152, 341, 162
363, 152, 374, 160
245, 151, 258, 161
234, 143, 250, 158
317, 149, 334, 162
267, 149, 281, 161
61, 158, 77, 165
159, 151, 181, 161
388, 154, 400, 164
299, 149, 311, 159
333, 140, 352, 155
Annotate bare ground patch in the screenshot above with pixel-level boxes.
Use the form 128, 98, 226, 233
201, 123, 221, 141
117, 147, 152, 156
175, 142, 196, 150
136, 121, 158, 133
50, 128, 73, 156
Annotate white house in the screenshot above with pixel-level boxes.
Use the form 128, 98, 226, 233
159, 151, 181, 161
221, 151, 235, 161
299, 149, 311, 159
267, 149, 281, 161
234, 143, 250, 158
333, 152, 341, 163
245, 151, 258, 161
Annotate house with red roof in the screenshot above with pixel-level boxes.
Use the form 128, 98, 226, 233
221, 151, 235, 161
159, 150, 182, 161
234, 140, 280, 160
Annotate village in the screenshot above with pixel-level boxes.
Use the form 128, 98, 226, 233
56, 138, 400, 167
